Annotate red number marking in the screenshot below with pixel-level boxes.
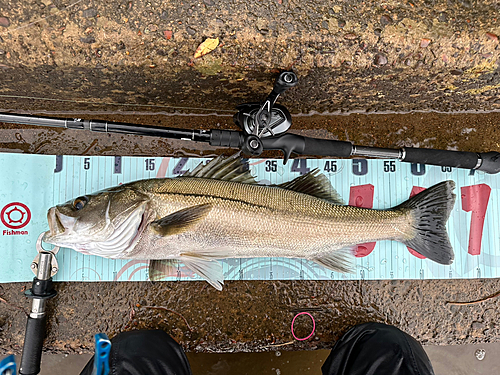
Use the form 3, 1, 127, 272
406, 187, 427, 259
461, 184, 491, 256
349, 184, 376, 257
155, 157, 170, 178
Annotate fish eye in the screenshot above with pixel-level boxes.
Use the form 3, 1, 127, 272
73, 196, 89, 211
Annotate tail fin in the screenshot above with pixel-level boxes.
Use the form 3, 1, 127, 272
394, 181, 456, 265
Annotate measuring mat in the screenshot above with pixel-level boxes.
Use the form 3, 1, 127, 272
0, 152, 498, 283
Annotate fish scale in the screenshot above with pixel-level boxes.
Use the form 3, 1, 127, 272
132, 178, 413, 258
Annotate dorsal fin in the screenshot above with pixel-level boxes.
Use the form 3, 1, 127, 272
183, 155, 343, 203
183, 153, 257, 184
278, 169, 344, 204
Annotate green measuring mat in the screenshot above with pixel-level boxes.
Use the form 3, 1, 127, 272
0, 153, 497, 283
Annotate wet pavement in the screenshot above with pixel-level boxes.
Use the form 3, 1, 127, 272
1, 279, 500, 355
1, 110, 500, 355
1, 0, 500, 363
0, 0, 499, 114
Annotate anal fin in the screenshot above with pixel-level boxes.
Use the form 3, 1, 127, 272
180, 254, 224, 291
312, 248, 354, 274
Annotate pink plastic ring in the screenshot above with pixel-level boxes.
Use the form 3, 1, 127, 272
291, 312, 316, 341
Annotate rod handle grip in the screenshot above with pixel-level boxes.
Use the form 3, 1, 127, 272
402, 148, 500, 173
402, 147, 479, 169
209, 130, 243, 148
302, 137, 353, 157
19, 316, 46, 375
262, 134, 352, 163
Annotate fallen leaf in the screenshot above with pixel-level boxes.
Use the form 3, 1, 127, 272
194, 37, 219, 59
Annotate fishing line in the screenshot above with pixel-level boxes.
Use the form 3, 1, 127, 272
0, 94, 235, 114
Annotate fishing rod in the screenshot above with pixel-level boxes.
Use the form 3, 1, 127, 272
1, 71, 499, 173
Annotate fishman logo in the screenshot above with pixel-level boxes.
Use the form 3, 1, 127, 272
1, 202, 31, 236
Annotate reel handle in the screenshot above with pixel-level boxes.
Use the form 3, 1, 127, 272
272, 71, 298, 94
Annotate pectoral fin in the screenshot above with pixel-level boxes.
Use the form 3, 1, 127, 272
149, 259, 179, 281
150, 204, 212, 236
180, 254, 224, 291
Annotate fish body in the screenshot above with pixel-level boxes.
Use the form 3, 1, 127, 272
127, 177, 410, 259
43, 155, 456, 290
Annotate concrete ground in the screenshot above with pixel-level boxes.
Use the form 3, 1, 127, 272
18, 342, 500, 374
2, 279, 500, 354
1, 0, 500, 369
0, 0, 499, 115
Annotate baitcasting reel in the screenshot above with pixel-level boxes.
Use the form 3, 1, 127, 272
233, 71, 298, 155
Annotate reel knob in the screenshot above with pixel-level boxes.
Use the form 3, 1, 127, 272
241, 135, 264, 156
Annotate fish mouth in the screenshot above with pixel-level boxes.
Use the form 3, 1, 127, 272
45, 207, 66, 240
43, 203, 149, 257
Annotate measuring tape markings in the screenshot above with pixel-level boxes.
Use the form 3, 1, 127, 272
1, 153, 499, 283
